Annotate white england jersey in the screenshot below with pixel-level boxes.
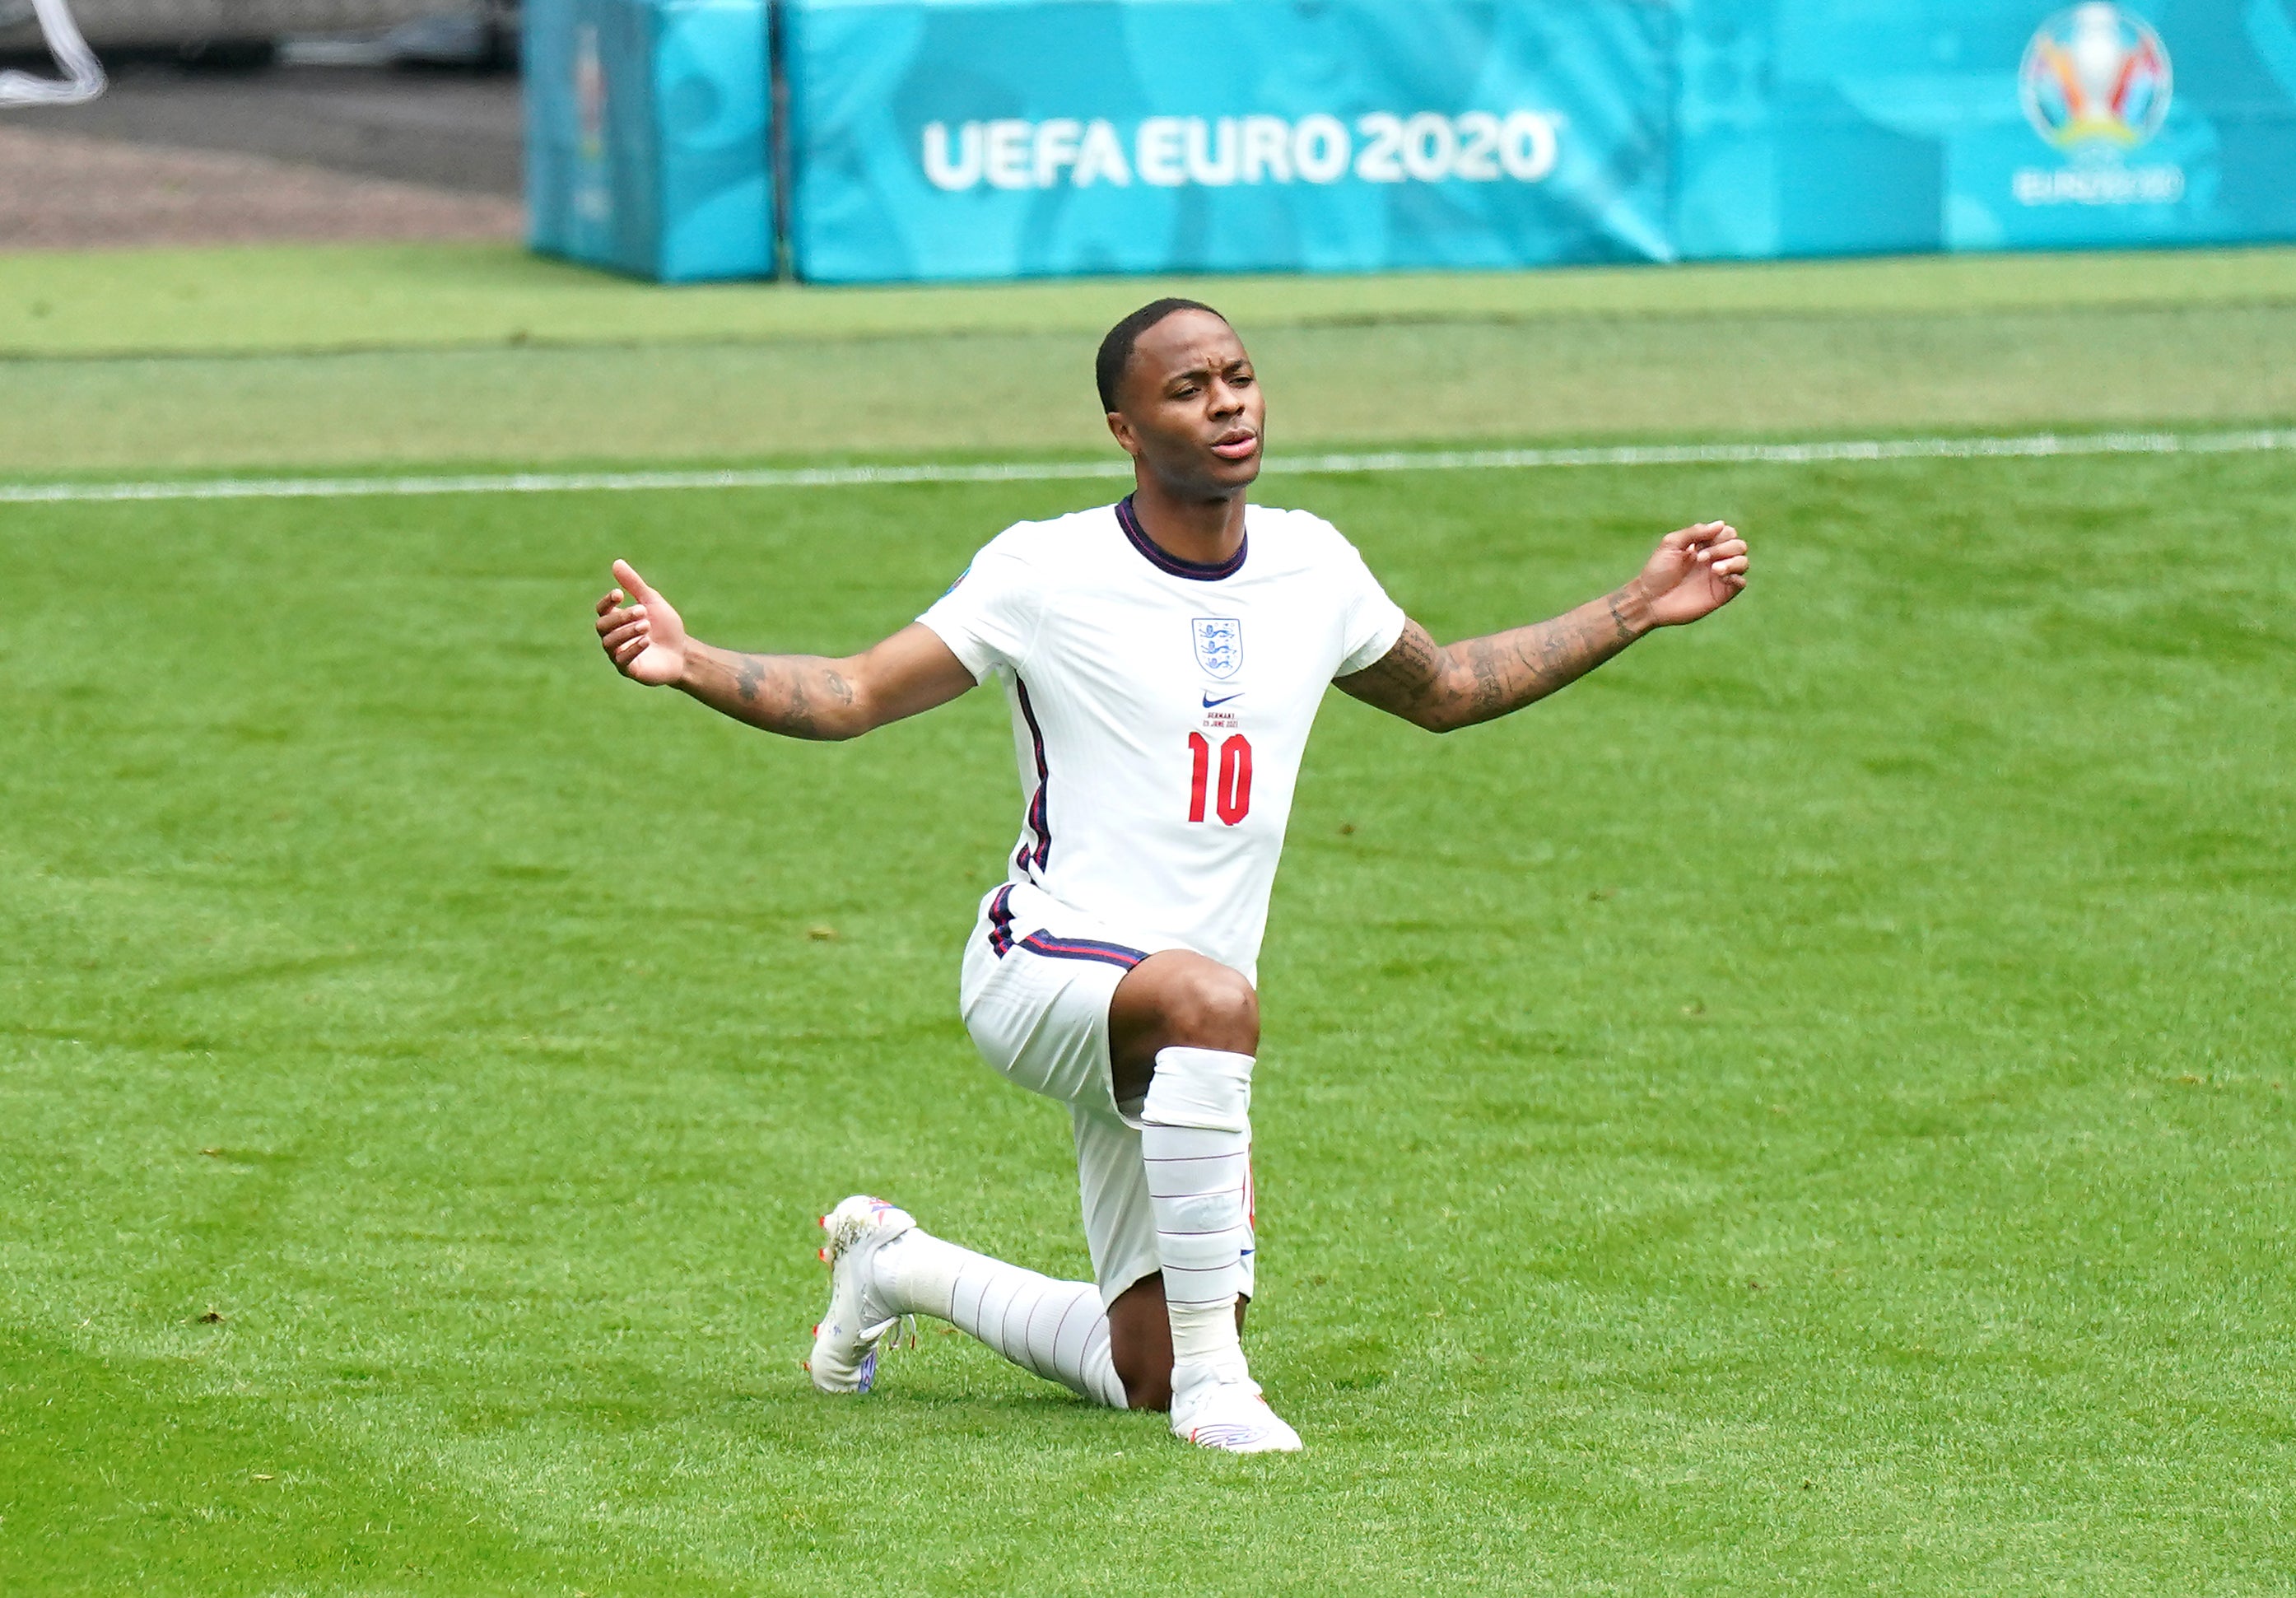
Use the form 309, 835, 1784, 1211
918, 496, 1407, 982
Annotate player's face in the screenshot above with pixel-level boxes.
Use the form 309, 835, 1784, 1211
1107, 310, 1265, 498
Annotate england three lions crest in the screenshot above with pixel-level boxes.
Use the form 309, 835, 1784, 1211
1193, 617, 1243, 680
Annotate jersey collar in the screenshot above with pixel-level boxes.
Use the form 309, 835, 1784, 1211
1116, 494, 1248, 582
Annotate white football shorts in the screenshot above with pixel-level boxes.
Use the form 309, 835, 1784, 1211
958, 879, 1256, 1309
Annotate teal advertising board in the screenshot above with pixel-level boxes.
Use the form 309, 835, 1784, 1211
524, 0, 2296, 282
526, 0, 773, 282
781, 0, 1678, 282
1677, 0, 2296, 258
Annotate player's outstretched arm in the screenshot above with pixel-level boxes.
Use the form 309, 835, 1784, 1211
1336, 521, 1749, 733
594, 559, 976, 741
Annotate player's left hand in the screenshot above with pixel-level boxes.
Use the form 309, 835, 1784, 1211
1635, 522, 1749, 627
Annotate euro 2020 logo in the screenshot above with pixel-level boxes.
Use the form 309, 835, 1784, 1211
2019, 3, 2173, 154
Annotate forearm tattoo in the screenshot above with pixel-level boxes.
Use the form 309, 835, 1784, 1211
691, 644, 858, 740
1339, 586, 1648, 733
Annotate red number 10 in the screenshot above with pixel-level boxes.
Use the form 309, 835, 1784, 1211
1187, 733, 1253, 826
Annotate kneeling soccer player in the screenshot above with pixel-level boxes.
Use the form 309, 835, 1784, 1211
594, 299, 1751, 1453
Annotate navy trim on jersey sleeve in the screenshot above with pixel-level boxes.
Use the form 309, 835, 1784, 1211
1117, 495, 1248, 582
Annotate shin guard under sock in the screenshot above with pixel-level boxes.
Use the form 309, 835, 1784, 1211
1140, 1045, 1256, 1381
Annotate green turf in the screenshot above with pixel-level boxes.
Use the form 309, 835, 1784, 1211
7, 301, 2296, 477
7, 245, 2294, 477
4, 447, 2292, 1592
3, 240, 2294, 360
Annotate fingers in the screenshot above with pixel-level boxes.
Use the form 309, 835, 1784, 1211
604, 613, 652, 668
1695, 535, 1749, 571
1668, 523, 1741, 553
612, 559, 654, 603
600, 563, 667, 674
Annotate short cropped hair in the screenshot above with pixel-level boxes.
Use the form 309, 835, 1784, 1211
1095, 297, 1228, 412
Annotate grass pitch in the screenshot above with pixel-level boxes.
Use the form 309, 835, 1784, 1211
12, 305, 2296, 475
7, 240, 2292, 359
4, 440, 2293, 1591
5, 243, 2296, 474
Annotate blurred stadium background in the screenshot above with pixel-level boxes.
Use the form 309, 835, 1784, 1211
0, 0, 519, 246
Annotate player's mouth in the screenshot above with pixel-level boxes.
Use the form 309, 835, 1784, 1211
1209, 428, 1260, 461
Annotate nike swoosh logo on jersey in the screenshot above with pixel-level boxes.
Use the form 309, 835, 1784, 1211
1202, 691, 1245, 708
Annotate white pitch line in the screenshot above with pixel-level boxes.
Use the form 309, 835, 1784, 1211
2, 427, 2291, 507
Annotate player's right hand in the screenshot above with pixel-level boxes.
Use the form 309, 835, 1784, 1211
596, 559, 689, 687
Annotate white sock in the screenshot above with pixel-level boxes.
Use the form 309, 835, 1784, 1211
870, 1228, 1126, 1409
1140, 1046, 1255, 1385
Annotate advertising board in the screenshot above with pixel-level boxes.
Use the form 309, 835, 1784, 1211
527, 0, 774, 282
525, 0, 2296, 282
1676, 0, 2296, 258
782, 0, 1677, 282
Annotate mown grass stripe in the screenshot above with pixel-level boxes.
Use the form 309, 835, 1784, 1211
4, 427, 2292, 506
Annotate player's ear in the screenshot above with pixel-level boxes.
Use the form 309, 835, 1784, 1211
1106, 410, 1142, 457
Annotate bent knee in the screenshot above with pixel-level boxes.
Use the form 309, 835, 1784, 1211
1163, 962, 1259, 1052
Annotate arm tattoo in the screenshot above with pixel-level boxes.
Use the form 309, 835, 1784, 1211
1344, 619, 1445, 703
1337, 584, 1651, 733
1605, 591, 1637, 644
1465, 636, 1505, 720
685, 644, 855, 740
780, 663, 814, 738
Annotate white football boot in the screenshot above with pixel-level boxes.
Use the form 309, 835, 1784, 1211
805, 1195, 916, 1395
1169, 1364, 1304, 1454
